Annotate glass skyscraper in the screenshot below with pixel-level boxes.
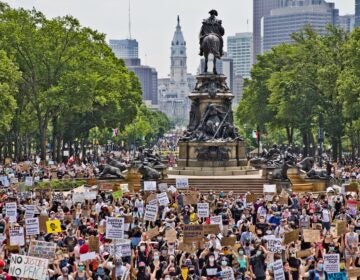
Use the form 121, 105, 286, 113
356, 0, 360, 27
109, 39, 139, 59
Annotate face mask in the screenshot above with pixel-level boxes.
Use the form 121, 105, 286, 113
154, 255, 159, 261
78, 240, 84, 246
221, 261, 227, 266
238, 251, 244, 256
209, 257, 215, 263
169, 272, 176, 276
140, 246, 146, 252
78, 266, 84, 272
189, 270, 195, 274
317, 264, 324, 271
257, 251, 262, 256
340, 263, 346, 270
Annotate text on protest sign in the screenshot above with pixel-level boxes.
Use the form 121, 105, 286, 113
80, 252, 96, 262
158, 183, 168, 192
197, 203, 210, 218
25, 176, 34, 186
144, 181, 157, 191
324, 254, 340, 273
272, 260, 285, 280
9, 254, 49, 280
106, 217, 125, 240
28, 241, 56, 264
25, 205, 36, 219
157, 192, 170, 206
263, 184, 276, 193
144, 204, 158, 222
176, 177, 189, 189
25, 218, 40, 236
104, 240, 132, 258
262, 235, 283, 254
6, 202, 17, 222
10, 227, 25, 246
183, 225, 203, 243
210, 215, 222, 225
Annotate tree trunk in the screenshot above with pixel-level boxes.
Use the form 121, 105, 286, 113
331, 137, 338, 162
338, 137, 342, 162
286, 126, 294, 145
39, 121, 48, 161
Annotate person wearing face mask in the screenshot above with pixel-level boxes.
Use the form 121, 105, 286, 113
288, 250, 301, 280
303, 259, 328, 280
136, 261, 151, 280
249, 245, 268, 280
345, 225, 359, 269
218, 257, 234, 279
236, 248, 248, 278
136, 243, 150, 266
201, 253, 221, 279
71, 262, 91, 280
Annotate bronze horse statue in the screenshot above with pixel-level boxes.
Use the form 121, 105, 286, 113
202, 34, 221, 74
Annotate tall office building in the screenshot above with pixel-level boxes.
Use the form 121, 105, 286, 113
253, 0, 282, 63
338, 15, 356, 32
262, 0, 339, 52
158, 16, 193, 126
109, 39, 138, 59
356, 0, 360, 27
227, 33, 253, 79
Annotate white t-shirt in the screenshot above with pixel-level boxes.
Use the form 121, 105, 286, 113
321, 209, 331, 223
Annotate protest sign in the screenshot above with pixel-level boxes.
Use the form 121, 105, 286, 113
144, 181, 157, 191
157, 192, 170, 206
83, 191, 97, 200
9, 254, 49, 280
303, 229, 321, 243
210, 215, 222, 225
104, 240, 132, 258
6, 202, 17, 222
183, 192, 198, 205
46, 219, 61, 234
144, 204, 158, 222
344, 183, 358, 193
168, 185, 177, 193
263, 184, 276, 193
146, 193, 157, 203
336, 221, 347, 236
112, 190, 123, 200
158, 183, 168, 192
272, 259, 285, 280
106, 217, 125, 240
178, 242, 198, 253
296, 249, 313, 258
52, 193, 64, 202
176, 177, 189, 189
328, 272, 347, 280
348, 268, 360, 278
283, 229, 300, 244
86, 178, 97, 186
88, 236, 99, 253
221, 237, 236, 247
72, 192, 85, 203
120, 215, 133, 224
28, 241, 56, 263
24, 176, 33, 187
183, 225, 203, 243
80, 252, 96, 262
25, 205, 36, 219
25, 218, 40, 236
10, 227, 25, 246
203, 224, 221, 235
324, 254, 340, 273
165, 228, 178, 243
246, 193, 258, 203
197, 203, 210, 218
145, 227, 160, 239
39, 216, 48, 233
263, 235, 283, 254
1, 176, 9, 187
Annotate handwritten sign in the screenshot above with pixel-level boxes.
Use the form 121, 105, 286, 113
9, 254, 49, 280
176, 177, 189, 189
324, 254, 340, 273
197, 203, 209, 218
28, 241, 56, 264
25, 218, 40, 236
303, 229, 321, 243
144, 204, 158, 222
157, 192, 170, 206
144, 181, 157, 191
336, 221, 347, 236
105, 217, 124, 240
183, 225, 203, 243
203, 224, 221, 235
272, 259, 285, 280
6, 202, 17, 222
283, 229, 300, 244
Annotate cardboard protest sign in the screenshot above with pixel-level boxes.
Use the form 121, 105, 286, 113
336, 221, 347, 236
88, 236, 99, 253
345, 183, 358, 193
105, 217, 125, 240
272, 259, 286, 280
263, 184, 276, 193
183, 193, 198, 205
10, 227, 25, 246
165, 228, 177, 243
28, 241, 56, 263
283, 229, 300, 244
9, 254, 49, 280
80, 252, 96, 262
25, 205, 36, 219
249, 224, 256, 233
145, 227, 160, 240
348, 268, 360, 278
197, 203, 209, 218
144, 204, 158, 222
158, 183, 168, 192
246, 193, 258, 203
46, 219, 61, 234
262, 235, 283, 254
39, 216, 48, 233
303, 229, 321, 243
177, 242, 199, 253
120, 215, 133, 224
324, 254, 340, 273
6, 202, 17, 222
176, 177, 189, 189
203, 224, 221, 235
25, 218, 40, 236
146, 193, 157, 204
144, 181, 157, 191
296, 249, 313, 258
157, 192, 170, 206
183, 225, 203, 243
112, 190, 123, 200
220, 237, 236, 247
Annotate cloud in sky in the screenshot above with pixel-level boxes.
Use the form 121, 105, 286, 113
6, 0, 356, 77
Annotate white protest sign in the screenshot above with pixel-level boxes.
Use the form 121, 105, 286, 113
1, 176, 10, 187
25, 218, 40, 236
263, 184, 276, 193
10, 177, 18, 184
25, 176, 34, 187
25, 205, 36, 219
80, 252, 96, 262
83, 191, 97, 200
9, 254, 49, 280
72, 192, 85, 203
148, 199, 158, 206
144, 181, 157, 191
157, 192, 170, 206
158, 183, 168, 192
324, 253, 340, 273
168, 185, 177, 193
6, 202, 17, 222
272, 259, 285, 280
105, 217, 125, 240
144, 204, 158, 222
210, 215, 222, 225
104, 240, 132, 258
10, 227, 25, 246
197, 203, 210, 218
176, 177, 189, 189
262, 235, 283, 254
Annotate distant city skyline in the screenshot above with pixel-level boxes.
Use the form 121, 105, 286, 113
6, 0, 355, 77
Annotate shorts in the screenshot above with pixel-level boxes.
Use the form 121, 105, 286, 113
322, 221, 330, 231
345, 249, 357, 259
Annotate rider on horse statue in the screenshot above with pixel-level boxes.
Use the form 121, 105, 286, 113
199, 10, 225, 57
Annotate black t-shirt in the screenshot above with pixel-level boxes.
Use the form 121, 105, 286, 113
250, 254, 266, 277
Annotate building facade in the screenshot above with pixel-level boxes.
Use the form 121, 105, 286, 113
109, 39, 138, 59
158, 17, 194, 126
227, 33, 253, 79
338, 15, 356, 32
356, 0, 360, 27
262, 1, 339, 52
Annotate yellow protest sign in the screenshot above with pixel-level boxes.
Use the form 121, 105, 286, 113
46, 219, 62, 233
181, 267, 188, 280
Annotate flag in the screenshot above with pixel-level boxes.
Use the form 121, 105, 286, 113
252, 130, 258, 139
112, 128, 118, 137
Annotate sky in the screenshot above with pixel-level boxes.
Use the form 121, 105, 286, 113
5, 0, 356, 78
